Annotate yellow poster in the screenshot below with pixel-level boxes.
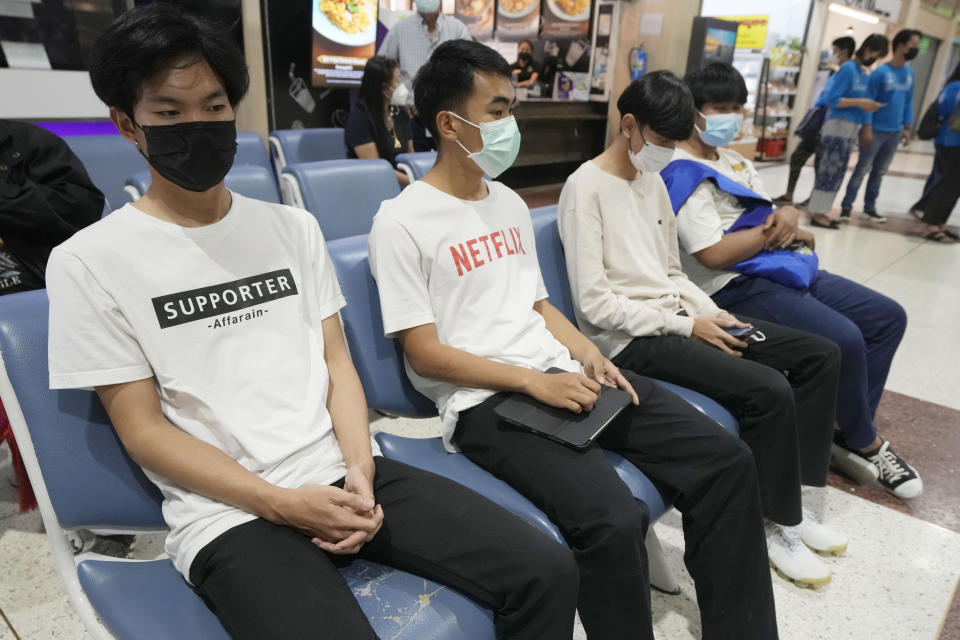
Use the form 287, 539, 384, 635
719, 15, 769, 50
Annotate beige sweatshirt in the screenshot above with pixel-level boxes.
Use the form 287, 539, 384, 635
557, 160, 721, 359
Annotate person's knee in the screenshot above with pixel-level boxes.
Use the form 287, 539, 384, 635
595, 498, 650, 549
825, 318, 866, 365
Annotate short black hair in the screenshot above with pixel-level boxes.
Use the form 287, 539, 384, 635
414, 40, 512, 140
617, 71, 694, 141
832, 37, 856, 58
893, 29, 922, 50
857, 34, 890, 59
89, 3, 249, 120
683, 62, 748, 111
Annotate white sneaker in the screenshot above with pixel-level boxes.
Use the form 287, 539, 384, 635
765, 523, 832, 588
797, 508, 848, 556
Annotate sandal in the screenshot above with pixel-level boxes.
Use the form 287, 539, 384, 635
944, 228, 960, 241
810, 215, 840, 230
922, 231, 955, 243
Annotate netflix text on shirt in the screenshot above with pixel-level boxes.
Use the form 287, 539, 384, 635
449, 227, 527, 277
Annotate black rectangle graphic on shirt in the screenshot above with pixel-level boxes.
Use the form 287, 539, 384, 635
152, 269, 299, 329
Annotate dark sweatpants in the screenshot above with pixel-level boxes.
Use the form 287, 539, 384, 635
612, 316, 840, 525
454, 371, 778, 640
189, 457, 579, 640
713, 271, 907, 450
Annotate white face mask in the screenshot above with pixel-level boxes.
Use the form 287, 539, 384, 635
627, 131, 675, 175
389, 82, 410, 107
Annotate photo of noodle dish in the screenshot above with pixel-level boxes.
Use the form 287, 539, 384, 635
457, 0, 491, 18
498, 0, 537, 19
313, 0, 377, 46
547, 0, 589, 21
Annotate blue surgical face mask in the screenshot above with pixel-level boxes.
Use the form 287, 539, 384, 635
449, 112, 521, 178
696, 111, 743, 148
415, 0, 440, 13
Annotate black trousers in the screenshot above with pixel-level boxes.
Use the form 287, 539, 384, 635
612, 316, 840, 526
911, 143, 947, 213
921, 145, 960, 225
454, 372, 778, 640
189, 457, 578, 640
786, 136, 822, 196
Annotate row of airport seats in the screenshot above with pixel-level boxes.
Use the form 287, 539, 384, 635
62, 128, 438, 221
0, 200, 739, 638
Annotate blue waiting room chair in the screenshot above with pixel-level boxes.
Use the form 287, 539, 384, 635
281, 159, 400, 240
395, 152, 437, 183
326, 209, 740, 593
0, 290, 498, 640
268, 128, 346, 176
123, 165, 282, 205
64, 135, 148, 215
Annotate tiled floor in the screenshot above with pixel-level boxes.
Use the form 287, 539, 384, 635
1, 150, 959, 639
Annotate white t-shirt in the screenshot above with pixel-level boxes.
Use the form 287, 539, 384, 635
369, 180, 582, 452
672, 147, 772, 295
558, 161, 720, 359
46, 193, 380, 580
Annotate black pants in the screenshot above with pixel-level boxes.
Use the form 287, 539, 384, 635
921, 145, 960, 225
454, 372, 778, 640
786, 136, 822, 196
189, 457, 578, 640
911, 143, 947, 213
612, 317, 840, 526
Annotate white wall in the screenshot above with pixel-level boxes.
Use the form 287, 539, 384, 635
0, 69, 107, 119
700, 0, 814, 49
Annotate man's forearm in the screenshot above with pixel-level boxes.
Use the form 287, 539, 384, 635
694, 226, 768, 270
326, 353, 375, 471
535, 300, 595, 362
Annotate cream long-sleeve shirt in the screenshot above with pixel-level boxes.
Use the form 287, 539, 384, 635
557, 160, 721, 359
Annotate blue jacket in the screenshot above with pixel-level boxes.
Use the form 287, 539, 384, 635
935, 81, 960, 147
661, 159, 819, 290
869, 63, 915, 132
820, 60, 872, 125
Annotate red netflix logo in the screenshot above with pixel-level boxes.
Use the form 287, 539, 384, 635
449, 227, 527, 277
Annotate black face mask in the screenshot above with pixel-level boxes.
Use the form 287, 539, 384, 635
138, 120, 237, 192
519, 52, 532, 62
905, 47, 920, 61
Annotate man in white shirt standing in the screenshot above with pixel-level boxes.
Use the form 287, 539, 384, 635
662, 63, 920, 501
378, 0, 471, 151
559, 71, 846, 588
44, 6, 579, 639
370, 39, 778, 640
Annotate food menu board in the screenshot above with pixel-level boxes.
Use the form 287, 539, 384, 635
456, 0, 495, 40
540, 0, 591, 38
311, 0, 379, 86
496, 0, 540, 40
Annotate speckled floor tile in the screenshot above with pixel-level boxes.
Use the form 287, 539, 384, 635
651, 487, 960, 640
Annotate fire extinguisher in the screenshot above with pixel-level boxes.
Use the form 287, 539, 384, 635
629, 47, 646, 81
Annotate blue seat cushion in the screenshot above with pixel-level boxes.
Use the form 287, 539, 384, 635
78, 556, 494, 640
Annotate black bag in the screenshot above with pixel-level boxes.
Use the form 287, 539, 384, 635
917, 100, 942, 140
794, 105, 827, 142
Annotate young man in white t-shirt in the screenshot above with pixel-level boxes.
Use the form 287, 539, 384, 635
663, 62, 920, 501
369, 39, 778, 640
559, 71, 847, 588
44, 6, 579, 639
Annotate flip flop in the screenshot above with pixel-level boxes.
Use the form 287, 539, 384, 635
810, 216, 840, 230
922, 231, 955, 243
943, 228, 959, 240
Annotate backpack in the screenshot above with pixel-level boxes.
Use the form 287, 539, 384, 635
917, 101, 941, 140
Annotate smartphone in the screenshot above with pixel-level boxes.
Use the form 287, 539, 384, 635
725, 325, 767, 344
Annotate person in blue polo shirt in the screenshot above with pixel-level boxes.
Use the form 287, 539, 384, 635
807, 34, 888, 227
840, 30, 921, 223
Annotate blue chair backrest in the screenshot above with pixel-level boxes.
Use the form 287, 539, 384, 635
530, 205, 576, 324
395, 152, 436, 181
0, 290, 165, 530
270, 128, 347, 170
327, 235, 437, 417
234, 131, 272, 173
283, 159, 400, 240
125, 165, 281, 205
64, 135, 148, 215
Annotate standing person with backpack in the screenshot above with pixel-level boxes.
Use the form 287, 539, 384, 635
913, 69, 960, 242
910, 63, 960, 228
806, 35, 888, 227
